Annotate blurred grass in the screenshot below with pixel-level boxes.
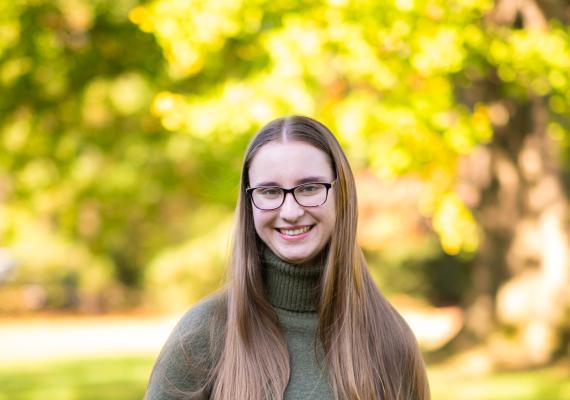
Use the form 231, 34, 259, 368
0, 356, 154, 400
429, 363, 570, 400
0, 356, 569, 399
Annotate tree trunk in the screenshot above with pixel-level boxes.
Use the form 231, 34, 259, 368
453, 0, 570, 367
462, 96, 570, 366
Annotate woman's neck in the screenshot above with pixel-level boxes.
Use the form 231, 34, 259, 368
261, 246, 324, 312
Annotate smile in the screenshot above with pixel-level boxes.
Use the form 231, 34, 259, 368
276, 225, 314, 237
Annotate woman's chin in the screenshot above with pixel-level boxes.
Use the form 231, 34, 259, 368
278, 253, 306, 264
274, 247, 323, 266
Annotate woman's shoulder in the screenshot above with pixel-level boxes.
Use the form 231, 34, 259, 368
145, 291, 228, 399
179, 291, 227, 324
174, 291, 228, 338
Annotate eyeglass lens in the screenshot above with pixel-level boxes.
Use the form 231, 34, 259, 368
252, 183, 328, 210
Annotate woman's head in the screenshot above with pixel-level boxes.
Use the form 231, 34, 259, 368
240, 115, 358, 265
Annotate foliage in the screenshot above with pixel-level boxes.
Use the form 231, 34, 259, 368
131, 0, 570, 255
2, 0, 570, 311
0, 0, 238, 310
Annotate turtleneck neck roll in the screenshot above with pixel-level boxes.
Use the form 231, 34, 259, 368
262, 247, 324, 313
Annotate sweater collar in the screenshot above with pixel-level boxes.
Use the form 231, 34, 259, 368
262, 246, 324, 313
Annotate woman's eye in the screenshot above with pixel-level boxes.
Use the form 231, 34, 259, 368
298, 184, 321, 194
259, 188, 281, 197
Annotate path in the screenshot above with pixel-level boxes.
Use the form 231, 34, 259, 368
0, 314, 178, 364
0, 303, 463, 364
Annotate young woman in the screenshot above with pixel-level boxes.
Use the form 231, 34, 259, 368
145, 116, 430, 400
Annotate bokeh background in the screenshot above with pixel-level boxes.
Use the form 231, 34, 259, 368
1, 0, 570, 399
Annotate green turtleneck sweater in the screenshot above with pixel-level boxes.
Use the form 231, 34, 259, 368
145, 249, 333, 400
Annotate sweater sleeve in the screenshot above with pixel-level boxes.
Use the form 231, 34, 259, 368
145, 295, 224, 400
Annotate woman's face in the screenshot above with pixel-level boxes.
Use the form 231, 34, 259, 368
248, 141, 336, 265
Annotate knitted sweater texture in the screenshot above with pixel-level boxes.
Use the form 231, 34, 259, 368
145, 249, 333, 400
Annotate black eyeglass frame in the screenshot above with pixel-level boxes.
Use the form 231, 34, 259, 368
246, 180, 337, 211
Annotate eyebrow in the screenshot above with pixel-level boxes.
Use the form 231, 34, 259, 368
253, 176, 330, 187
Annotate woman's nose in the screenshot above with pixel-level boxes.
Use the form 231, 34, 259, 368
279, 192, 304, 221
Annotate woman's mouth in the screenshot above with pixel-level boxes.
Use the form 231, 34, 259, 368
276, 225, 314, 240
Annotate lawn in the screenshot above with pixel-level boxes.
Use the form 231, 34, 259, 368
429, 363, 570, 400
1, 356, 569, 399
0, 356, 154, 400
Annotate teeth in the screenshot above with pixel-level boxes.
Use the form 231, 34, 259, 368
280, 226, 311, 236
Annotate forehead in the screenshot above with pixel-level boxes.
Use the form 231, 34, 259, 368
248, 141, 333, 186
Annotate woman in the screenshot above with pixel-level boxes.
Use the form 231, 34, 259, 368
145, 116, 430, 400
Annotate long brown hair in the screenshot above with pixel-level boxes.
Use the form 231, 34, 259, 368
209, 115, 430, 399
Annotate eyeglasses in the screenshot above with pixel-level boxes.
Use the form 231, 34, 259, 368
246, 181, 336, 211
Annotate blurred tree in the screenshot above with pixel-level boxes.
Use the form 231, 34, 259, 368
1, 0, 569, 365
457, 0, 570, 365
131, 0, 570, 364
0, 0, 239, 311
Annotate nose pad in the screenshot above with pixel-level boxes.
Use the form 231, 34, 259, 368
280, 192, 304, 220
